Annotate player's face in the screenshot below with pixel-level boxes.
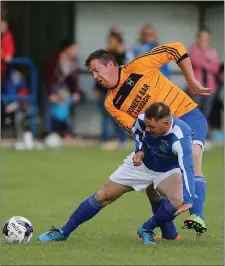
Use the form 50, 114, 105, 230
144, 117, 169, 137
88, 59, 114, 88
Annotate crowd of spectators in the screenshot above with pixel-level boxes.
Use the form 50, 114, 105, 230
1, 20, 224, 147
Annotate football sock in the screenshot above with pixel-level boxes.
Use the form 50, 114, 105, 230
144, 199, 177, 233
151, 199, 178, 239
61, 194, 104, 237
189, 176, 206, 220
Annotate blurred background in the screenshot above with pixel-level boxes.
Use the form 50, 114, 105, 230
1, 1, 224, 150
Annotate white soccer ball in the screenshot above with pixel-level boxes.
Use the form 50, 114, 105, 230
3, 216, 33, 244
44, 133, 62, 149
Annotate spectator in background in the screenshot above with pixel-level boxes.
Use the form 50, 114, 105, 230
1, 19, 15, 81
126, 24, 171, 79
109, 24, 123, 36
107, 33, 126, 66
2, 69, 29, 139
187, 29, 220, 121
209, 63, 224, 141
94, 33, 128, 150
44, 39, 80, 139
1, 18, 15, 134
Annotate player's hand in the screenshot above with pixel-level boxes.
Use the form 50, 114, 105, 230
188, 79, 211, 96
174, 203, 192, 216
133, 151, 144, 166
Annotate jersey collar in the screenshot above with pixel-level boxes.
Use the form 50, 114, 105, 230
111, 66, 122, 89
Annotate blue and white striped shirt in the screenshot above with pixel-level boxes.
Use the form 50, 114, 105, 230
132, 113, 195, 197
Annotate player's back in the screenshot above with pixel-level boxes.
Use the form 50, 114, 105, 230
141, 116, 192, 172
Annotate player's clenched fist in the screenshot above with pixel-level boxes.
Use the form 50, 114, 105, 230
133, 151, 144, 166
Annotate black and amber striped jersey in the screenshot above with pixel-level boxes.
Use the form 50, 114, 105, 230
105, 42, 197, 133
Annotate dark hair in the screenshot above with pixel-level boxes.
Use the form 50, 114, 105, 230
59, 39, 76, 52
145, 102, 171, 121
85, 49, 117, 68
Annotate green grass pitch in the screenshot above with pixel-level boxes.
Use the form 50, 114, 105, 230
1, 147, 224, 265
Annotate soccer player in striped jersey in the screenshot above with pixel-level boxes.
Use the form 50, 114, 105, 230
85, 42, 208, 235
38, 103, 195, 245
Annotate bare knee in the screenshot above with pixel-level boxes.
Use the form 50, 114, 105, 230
192, 144, 203, 176
95, 188, 114, 206
96, 180, 132, 206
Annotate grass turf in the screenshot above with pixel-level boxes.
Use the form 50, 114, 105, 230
1, 147, 224, 265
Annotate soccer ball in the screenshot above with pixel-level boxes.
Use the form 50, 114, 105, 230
3, 216, 33, 244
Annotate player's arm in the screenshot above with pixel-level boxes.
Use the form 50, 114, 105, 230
135, 42, 188, 70
172, 136, 195, 206
105, 99, 135, 134
132, 114, 146, 153
132, 115, 146, 166
178, 56, 211, 96
136, 42, 211, 96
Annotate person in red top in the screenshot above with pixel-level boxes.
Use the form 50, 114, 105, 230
1, 19, 15, 81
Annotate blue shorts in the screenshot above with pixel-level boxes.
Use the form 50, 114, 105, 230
179, 108, 208, 150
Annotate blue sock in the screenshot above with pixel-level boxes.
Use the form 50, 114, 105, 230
151, 199, 178, 239
144, 199, 177, 232
190, 176, 206, 220
61, 194, 104, 237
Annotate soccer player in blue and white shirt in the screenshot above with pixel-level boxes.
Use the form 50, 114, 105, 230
132, 103, 200, 242
38, 103, 197, 245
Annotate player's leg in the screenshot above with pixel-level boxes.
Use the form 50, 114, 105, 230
139, 173, 186, 245
179, 108, 208, 233
184, 143, 207, 233
38, 152, 153, 242
38, 180, 132, 242
142, 185, 180, 241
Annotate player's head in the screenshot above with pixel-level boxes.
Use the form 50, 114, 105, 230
144, 102, 172, 137
85, 49, 119, 89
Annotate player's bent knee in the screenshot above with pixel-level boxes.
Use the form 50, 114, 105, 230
95, 189, 114, 206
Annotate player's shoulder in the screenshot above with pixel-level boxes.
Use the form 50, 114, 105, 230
124, 53, 150, 73
134, 112, 145, 128
137, 112, 145, 121
124, 60, 139, 72
171, 117, 192, 140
